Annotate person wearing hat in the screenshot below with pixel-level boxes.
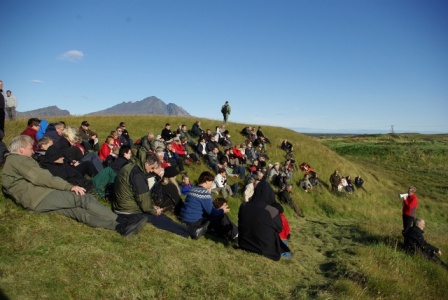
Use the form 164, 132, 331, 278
79, 120, 99, 152
221, 101, 231, 123
113, 151, 189, 238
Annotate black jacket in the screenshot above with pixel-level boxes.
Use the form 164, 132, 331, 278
404, 226, 439, 257
238, 180, 290, 261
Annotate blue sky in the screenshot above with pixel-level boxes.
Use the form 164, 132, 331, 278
3, 0, 448, 133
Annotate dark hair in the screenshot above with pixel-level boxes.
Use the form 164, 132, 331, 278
218, 167, 226, 174
118, 145, 131, 157
146, 152, 159, 165
213, 198, 227, 209
27, 118, 41, 127
197, 171, 215, 184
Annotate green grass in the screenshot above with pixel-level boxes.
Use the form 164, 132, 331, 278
1, 117, 447, 299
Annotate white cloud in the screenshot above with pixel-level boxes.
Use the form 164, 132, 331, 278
58, 50, 84, 62
31, 79, 43, 84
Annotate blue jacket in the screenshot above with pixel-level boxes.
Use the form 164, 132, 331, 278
179, 186, 223, 223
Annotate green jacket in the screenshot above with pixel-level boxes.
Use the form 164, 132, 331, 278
112, 152, 156, 215
2, 153, 73, 210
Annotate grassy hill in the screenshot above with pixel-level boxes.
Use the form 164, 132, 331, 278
1, 116, 447, 299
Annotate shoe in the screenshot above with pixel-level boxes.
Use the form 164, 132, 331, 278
189, 220, 210, 239
118, 215, 147, 237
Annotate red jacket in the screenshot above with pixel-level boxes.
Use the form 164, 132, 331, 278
402, 193, 418, 217
98, 142, 112, 161
278, 213, 291, 240
21, 126, 38, 150
172, 142, 186, 156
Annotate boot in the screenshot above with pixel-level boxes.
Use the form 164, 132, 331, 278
116, 214, 147, 237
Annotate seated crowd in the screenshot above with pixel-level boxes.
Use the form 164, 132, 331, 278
3, 117, 366, 261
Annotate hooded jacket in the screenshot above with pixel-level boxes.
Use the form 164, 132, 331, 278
238, 180, 290, 261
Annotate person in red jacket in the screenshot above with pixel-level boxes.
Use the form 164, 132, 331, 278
98, 136, 116, 162
20, 118, 41, 151
401, 186, 419, 234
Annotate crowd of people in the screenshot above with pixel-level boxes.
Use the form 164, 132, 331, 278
0, 113, 443, 264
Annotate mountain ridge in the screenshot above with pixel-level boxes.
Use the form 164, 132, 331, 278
16, 96, 190, 118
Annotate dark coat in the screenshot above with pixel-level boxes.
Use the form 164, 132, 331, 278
238, 180, 290, 261
404, 225, 439, 257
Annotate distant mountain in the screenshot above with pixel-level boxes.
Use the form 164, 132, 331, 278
15, 96, 191, 118
88, 96, 190, 116
16, 106, 70, 118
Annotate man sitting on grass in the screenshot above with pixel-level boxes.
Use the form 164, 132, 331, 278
2, 135, 147, 237
404, 218, 442, 258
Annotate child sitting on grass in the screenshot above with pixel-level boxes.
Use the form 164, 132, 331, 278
180, 174, 192, 196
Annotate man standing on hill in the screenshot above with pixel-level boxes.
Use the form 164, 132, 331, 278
329, 170, 341, 192
221, 101, 231, 123
5, 90, 17, 121
401, 186, 419, 234
0, 80, 5, 133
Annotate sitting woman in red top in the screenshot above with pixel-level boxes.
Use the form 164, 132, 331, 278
98, 136, 117, 163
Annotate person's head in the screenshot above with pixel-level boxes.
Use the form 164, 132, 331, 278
172, 137, 180, 143
81, 120, 90, 129
213, 197, 227, 209
414, 218, 425, 230
206, 129, 211, 134
6, 90, 11, 96
62, 126, 79, 145
27, 118, 41, 129
285, 184, 293, 193
182, 175, 190, 185
0, 80, 3, 89
218, 167, 227, 176
197, 171, 215, 190
38, 136, 53, 150
408, 186, 417, 195
155, 150, 164, 161
165, 123, 171, 129
196, 120, 201, 126
119, 122, 126, 129
144, 153, 159, 174
146, 133, 154, 141
116, 127, 123, 135
334, 170, 339, 174
10, 135, 34, 157
54, 122, 65, 136
118, 145, 132, 160
166, 142, 173, 150
212, 146, 219, 154
274, 162, 280, 170
105, 136, 115, 147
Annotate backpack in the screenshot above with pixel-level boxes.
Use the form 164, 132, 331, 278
151, 180, 176, 209
221, 105, 228, 114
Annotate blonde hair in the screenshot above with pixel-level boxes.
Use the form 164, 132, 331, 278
161, 177, 181, 196
409, 186, 417, 193
62, 126, 79, 143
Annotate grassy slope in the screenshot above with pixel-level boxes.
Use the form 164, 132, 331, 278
1, 116, 447, 299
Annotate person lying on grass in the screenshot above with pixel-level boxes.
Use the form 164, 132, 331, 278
2, 135, 146, 237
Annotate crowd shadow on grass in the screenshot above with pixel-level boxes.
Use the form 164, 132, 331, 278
0, 288, 10, 300
290, 220, 396, 297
